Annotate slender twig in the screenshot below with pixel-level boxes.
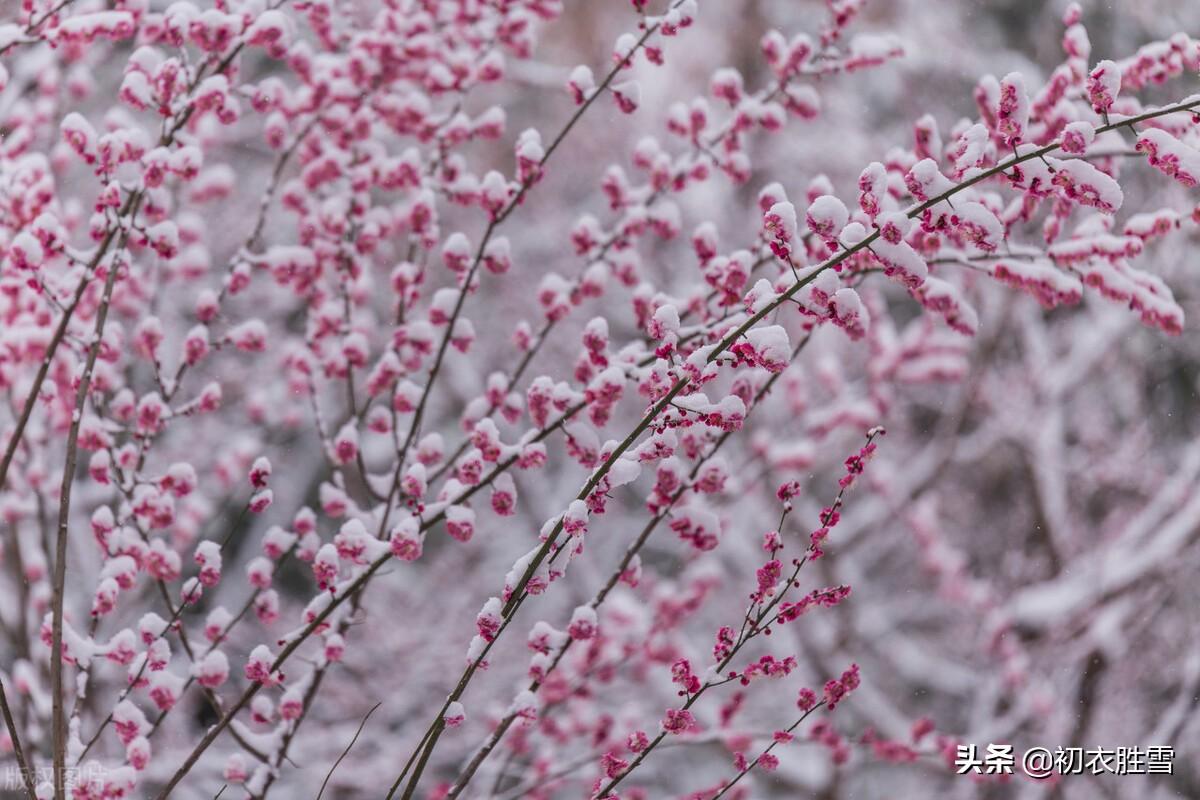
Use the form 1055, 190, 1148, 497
51, 193, 143, 800
0, 229, 114, 494
253, 666, 329, 798
315, 702, 382, 800
0, 0, 74, 57
709, 702, 826, 800
0, 677, 37, 799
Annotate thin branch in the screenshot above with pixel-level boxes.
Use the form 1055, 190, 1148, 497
0, 677, 37, 799
51, 194, 142, 800
316, 701, 382, 800
709, 702, 826, 800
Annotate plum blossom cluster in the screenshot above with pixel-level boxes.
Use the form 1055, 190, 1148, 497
0, 0, 1197, 799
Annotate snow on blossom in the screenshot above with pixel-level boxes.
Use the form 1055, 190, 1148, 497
806, 195, 849, 242
1086, 59, 1121, 113
1135, 128, 1200, 187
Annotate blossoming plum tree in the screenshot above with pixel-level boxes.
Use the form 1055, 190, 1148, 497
1, 0, 1199, 798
